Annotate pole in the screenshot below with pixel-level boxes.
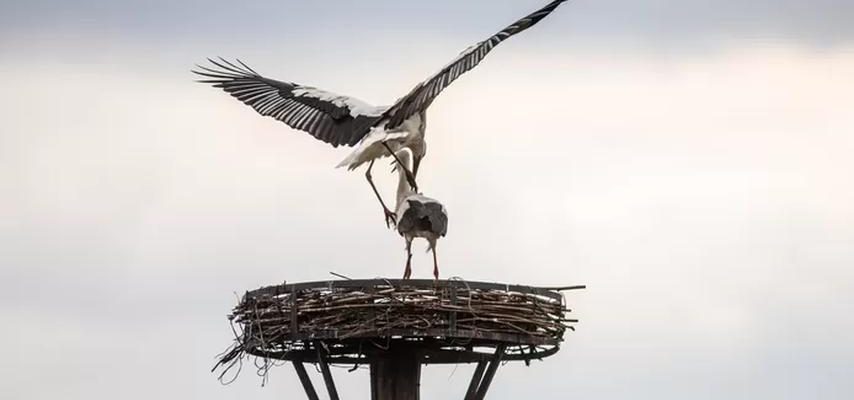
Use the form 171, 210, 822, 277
292, 361, 319, 400
370, 347, 421, 400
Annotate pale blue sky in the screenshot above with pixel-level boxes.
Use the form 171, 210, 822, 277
2, 1, 853, 399
2, 0, 852, 45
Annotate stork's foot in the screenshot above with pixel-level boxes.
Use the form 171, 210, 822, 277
383, 208, 397, 229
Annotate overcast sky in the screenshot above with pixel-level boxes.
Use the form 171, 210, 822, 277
2, 1, 853, 399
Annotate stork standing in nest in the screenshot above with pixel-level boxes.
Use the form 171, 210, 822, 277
192, 0, 568, 228
391, 149, 448, 280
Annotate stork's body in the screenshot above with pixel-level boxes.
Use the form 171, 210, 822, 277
392, 149, 448, 280
194, 0, 567, 227
337, 111, 426, 173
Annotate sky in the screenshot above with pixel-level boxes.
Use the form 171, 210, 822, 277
2, 0, 853, 399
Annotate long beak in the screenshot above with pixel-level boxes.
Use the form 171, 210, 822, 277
412, 156, 422, 178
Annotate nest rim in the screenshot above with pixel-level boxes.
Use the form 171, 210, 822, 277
219, 278, 583, 369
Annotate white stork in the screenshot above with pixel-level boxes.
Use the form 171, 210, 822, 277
193, 0, 567, 227
391, 148, 448, 280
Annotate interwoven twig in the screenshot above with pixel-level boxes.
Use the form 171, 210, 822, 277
214, 280, 579, 383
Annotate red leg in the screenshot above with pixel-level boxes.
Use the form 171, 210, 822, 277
403, 239, 413, 279
432, 245, 439, 280
403, 254, 412, 280
365, 159, 396, 228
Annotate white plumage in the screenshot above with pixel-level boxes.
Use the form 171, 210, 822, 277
392, 149, 448, 280
193, 1, 567, 228
335, 111, 425, 172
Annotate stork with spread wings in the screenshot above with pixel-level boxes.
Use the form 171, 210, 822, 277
193, 0, 568, 228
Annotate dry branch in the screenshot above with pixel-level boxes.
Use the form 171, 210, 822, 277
214, 279, 581, 383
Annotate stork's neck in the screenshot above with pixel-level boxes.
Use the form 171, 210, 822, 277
395, 149, 415, 208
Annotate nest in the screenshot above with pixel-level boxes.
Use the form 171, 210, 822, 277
214, 279, 582, 382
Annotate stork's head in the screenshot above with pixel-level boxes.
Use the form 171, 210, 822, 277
390, 149, 423, 178
391, 148, 414, 173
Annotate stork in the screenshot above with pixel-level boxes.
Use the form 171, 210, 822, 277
193, 0, 567, 227
391, 149, 448, 280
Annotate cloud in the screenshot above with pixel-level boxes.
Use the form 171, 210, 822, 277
1, 0, 853, 49
2, 17, 854, 400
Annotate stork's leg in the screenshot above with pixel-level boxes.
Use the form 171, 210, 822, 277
382, 142, 418, 193
431, 242, 440, 281
403, 238, 413, 280
365, 159, 396, 228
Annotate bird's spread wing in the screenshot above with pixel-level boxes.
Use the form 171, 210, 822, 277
382, 0, 568, 128
193, 58, 386, 147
